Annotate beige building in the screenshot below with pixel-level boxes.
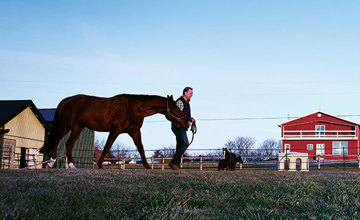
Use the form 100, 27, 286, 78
0, 100, 48, 169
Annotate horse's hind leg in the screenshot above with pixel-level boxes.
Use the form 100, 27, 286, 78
47, 128, 70, 168
46, 137, 61, 168
231, 162, 235, 170
65, 124, 83, 169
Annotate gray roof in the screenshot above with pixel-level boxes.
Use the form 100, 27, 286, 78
39, 108, 56, 122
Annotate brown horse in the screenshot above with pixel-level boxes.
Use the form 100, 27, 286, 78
40, 94, 188, 169
221, 147, 243, 170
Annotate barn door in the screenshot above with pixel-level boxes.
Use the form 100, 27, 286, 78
2, 139, 16, 169
316, 144, 325, 156
20, 148, 27, 168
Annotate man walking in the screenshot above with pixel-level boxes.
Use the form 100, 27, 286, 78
169, 87, 195, 170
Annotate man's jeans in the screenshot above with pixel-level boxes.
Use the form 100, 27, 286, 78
170, 125, 189, 167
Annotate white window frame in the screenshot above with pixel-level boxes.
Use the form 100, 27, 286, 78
307, 144, 313, 150
284, 144, 290, 152
315, 125, 325, 136
332, 141, 348, 156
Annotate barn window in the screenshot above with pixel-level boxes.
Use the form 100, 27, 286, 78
284, 144, 290, 152
332, 142, 348, 156
307, 144, 313, 150
315, 125, 325, 135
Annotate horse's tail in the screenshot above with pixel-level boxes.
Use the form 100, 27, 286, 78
236, 156, 243, 164
40, 109, 60, 154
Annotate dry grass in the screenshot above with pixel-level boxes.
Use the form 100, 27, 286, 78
1, 169, 360, 219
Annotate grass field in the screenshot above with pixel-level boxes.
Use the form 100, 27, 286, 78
1, 169, 360, 219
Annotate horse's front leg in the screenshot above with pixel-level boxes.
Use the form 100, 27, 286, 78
129, 130, 151, 170
97, 131, 119, 169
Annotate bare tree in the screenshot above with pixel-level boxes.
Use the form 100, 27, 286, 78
203, 149, 223, 157
259, 139, 282, 157
94, 138, 135, 160
152, 146, 176, 158
94, 138, 105, 160
225, 136, 256, 157
151, 145, 192, 158
111, 142, 136, 158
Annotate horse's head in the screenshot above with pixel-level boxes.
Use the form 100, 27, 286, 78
165, 95, 189, 128
222, 147, 227, 156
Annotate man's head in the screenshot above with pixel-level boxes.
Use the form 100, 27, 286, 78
183, 87, 193, 101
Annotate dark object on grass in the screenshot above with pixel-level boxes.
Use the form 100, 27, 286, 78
219, 147, 244, 171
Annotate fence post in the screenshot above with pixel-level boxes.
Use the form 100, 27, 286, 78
65, 157, 69, 169
343, 147, 345, 171
151, 157, 154, 169
180, 156, 183, 168
200, 157, 203, 171
317, 155, 321, 169
285, 147, 288, 170
239, 162, 243, 170
161, 158, 165, 171
122, 158, 126, 170
358, 155, 360, 169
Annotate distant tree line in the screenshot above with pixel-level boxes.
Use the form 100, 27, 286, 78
224, 136, 281, 162
94, 139, 140, 161
94, 135, 282, 162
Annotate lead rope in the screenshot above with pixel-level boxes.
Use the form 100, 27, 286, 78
23, 154, 66, 169
188, 122, 197, 146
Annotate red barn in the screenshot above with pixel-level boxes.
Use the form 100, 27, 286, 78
278, 111, 360, 160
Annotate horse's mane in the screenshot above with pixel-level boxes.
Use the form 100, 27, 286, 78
114, 94, 166, 101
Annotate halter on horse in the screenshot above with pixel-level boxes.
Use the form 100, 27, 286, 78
166, 99, 197, 146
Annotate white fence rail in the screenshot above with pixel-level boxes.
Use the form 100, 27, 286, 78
99, 154, 360, 170
282, 130, 357, 140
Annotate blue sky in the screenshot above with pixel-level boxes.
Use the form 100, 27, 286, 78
1, 1, 360, 153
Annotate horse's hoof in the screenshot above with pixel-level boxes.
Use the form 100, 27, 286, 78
46, 158, 56, 169
69, 162, 76, 169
